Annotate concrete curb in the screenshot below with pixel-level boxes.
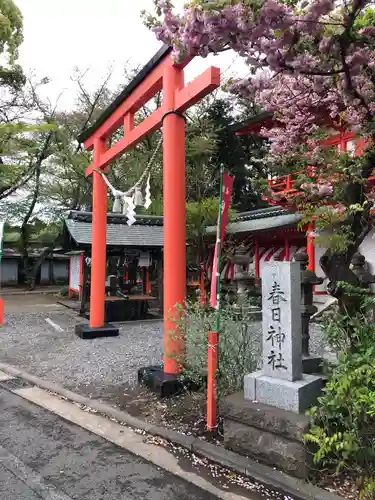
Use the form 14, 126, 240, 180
0, 362, 342, 500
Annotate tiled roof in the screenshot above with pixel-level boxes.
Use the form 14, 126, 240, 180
2, 248, 68, 259
206, 206, 301, 235
64, 211, 163, 248
68, 211, 163, 226
228, 112, 273, 134
65, 207, 300, 247
236, 206, 290, 221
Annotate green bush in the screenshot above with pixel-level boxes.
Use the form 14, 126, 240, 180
59, 285, 69, 297
174, 298, 260, 398
305, 285, 375, 497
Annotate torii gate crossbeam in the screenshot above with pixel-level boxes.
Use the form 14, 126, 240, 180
77, 45, 220, 386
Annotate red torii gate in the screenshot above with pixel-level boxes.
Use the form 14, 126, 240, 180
77, 46, 220, 384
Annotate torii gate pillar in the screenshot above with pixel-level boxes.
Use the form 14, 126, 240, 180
162, 64, 186, 374
76, 46, 220, 394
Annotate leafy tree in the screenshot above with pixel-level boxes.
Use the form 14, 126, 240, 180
2, 71, 118, 287
43, 70, 114, 214
186, 196, 237, 273
0, 0, 24, 90
0, 60, 264, 286
207, 99, 269, 210
186, 196, 222, 265
0, 80, 59, 286
0, 1, 30, 202
146, 0, 375, 316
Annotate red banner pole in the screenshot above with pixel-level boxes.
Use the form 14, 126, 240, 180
207, 167, 233, 432
207, 166, 223, 432
207, 330, 218, 431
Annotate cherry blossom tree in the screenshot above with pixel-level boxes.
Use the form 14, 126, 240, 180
144, 0, 375, 312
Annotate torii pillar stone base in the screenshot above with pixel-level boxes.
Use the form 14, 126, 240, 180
75, 323, 119, 340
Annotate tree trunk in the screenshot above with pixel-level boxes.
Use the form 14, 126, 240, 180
18, 132, 54, 290
18, 254, 31, 287
320, 143, 375, 328
27, 244, 58, 290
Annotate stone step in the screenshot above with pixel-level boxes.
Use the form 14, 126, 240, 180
222, 392, 313, 479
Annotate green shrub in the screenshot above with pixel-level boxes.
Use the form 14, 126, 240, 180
305, 284, 375, 497
59, 285, 69, 297
174, 298, 260, 398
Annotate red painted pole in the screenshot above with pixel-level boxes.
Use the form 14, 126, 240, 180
307, 222, 315, 272
163, 65, 186, 375
0, 221, 3, 324
255, 239, 260, 284
207, 330, 218, 431
284, 238, 290, 261
79, 253, 84, 300
0, 297, 4, 325
145, 268, 151, 295
199, 266, 207, 306
89, 138, 108, 328
68, 256, 73, 298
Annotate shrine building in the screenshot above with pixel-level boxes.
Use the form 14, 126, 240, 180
62, 211, 164, 321
218, 112, 375, 297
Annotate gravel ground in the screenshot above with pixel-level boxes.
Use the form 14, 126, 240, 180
0, 299, 331, 403
0, 309, 163, 399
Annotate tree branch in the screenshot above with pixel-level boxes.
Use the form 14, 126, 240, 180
0, 164, 35, 200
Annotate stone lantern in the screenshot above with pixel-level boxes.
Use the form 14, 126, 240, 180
231, 247, 254, 305
351, 252, 375, 288
351, 252, 375, 322
294, 251, 324, 374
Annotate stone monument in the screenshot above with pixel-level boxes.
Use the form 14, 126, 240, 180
244, 260, 323, 413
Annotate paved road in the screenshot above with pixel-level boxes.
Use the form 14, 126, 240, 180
2, 293, 63, 313
0, 387, 217, 500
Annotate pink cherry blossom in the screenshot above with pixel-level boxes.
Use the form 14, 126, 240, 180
333, 204, 346, 214
317, 183, 333, 197
147, 0, 374, 167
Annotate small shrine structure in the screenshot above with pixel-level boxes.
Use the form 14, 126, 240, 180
62, 211, 163, 321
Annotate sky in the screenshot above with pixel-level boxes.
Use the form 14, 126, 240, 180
15, 0, 247, 111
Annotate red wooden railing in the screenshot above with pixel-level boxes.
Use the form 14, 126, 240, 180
263, 134, 372, 205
